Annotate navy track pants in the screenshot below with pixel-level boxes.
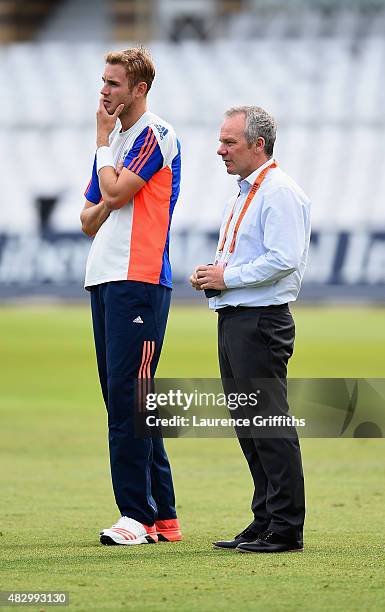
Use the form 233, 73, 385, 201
90, 280, 177, 525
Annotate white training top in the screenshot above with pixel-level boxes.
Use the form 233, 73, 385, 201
84, 110, 181, 290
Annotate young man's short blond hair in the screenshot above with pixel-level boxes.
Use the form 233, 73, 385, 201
105, 46, 155, 93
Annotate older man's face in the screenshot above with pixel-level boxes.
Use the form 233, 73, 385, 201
217, 113, 257, 179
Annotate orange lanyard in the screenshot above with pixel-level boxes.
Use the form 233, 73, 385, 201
217, 161, 277, 259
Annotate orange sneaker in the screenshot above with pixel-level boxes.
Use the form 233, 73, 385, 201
155, 518, 182, 542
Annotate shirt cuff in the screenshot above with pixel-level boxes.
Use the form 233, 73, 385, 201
96, 146, 114, 174
223, 266, 243, 289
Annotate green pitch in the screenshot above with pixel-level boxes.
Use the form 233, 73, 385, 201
0, 305, 384, 611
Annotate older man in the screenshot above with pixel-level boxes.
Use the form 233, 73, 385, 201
191, 106, 311, 553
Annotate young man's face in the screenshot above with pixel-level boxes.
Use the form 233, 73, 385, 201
100, 63, 136, 115
217, 113, 259, 179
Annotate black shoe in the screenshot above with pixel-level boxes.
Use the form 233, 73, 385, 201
236, 530, 304, 553
213, 526, 265, 550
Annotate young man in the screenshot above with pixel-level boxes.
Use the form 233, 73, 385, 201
81, 47, 182, 546
191, 106, 311, 553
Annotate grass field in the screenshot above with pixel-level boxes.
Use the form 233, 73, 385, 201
1, 304, 385, 611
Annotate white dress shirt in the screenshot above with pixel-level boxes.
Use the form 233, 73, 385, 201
210, 159, 311, 309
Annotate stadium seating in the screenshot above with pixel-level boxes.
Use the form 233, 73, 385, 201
2, 34, 385, 232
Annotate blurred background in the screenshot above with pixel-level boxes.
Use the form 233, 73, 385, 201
1, 5, 385, 607
0, 0, 384, 301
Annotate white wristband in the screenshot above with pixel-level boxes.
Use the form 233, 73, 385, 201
96, 146, 114, 174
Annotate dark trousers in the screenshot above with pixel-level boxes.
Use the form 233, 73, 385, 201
218, 304, 305, 541
90, 280, 177, 526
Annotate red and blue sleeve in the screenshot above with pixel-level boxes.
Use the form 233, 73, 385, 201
123, 126, 164, 182
84, 154, 102, 204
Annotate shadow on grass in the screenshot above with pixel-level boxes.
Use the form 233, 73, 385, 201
3, 537, 374, 570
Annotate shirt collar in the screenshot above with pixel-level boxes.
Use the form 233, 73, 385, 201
119, 110, 151, 136
237, 158, 275, 191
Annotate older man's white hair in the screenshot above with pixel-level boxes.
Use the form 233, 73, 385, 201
225, 106, 277, 156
